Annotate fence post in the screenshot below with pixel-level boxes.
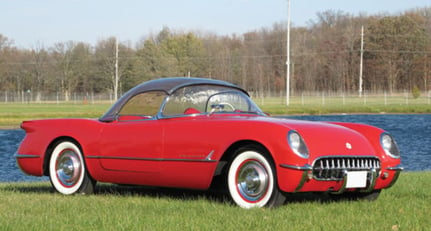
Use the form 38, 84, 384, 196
384, 92, 387, 106
322, 92, 325, 106
404, 90, 408, 105
363, 91, 367, 105
301, 92, 304, 105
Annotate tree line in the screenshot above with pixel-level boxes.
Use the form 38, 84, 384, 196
1, 7, 431, 102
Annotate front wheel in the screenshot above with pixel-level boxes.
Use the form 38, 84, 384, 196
227, 147, 285, 208
49, 141, 95, 195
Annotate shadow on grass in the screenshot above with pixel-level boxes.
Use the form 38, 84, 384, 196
3, 181, 343, 206
96, 183, 230, 204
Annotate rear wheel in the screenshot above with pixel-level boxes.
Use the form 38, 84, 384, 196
49, 141, 95, 195
227, 146, 285, 208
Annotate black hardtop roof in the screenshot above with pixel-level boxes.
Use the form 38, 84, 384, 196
99, 77, 248, 122
130, 77, 247, 95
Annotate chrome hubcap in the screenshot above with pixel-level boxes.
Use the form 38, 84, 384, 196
56, 149, 82, 187
236, 160, 269, 202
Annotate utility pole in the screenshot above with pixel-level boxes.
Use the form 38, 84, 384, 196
114, 37, 119, 101
286, 0, 291, 105
359, 26, 364, 97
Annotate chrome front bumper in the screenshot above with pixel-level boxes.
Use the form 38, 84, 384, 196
280, 163, 403, 193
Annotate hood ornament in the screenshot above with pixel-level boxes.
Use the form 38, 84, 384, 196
346, 142, 352, 150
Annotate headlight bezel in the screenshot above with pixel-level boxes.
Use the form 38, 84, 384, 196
287, 130, 309, 159
380, 132, 400, 159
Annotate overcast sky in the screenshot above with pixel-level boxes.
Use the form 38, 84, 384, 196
1, 0, 430, 48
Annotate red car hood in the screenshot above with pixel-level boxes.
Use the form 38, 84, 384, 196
252, 116, 377, 158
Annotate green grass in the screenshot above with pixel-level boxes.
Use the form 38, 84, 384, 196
257, 95, 431, 115
0, 172, 430, 230
0, 103, 111, 128
1, 94, 430, 128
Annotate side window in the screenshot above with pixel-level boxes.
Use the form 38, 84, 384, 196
118, 91, 166, 119
206, 92, 250, 113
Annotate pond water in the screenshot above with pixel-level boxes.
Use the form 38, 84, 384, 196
0, 114, 430, 182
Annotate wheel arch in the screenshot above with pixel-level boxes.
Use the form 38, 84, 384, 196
214, 139, 275, 177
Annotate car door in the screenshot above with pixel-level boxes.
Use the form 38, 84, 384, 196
160, 117, 221, 189
98, 119, 163, 173
98, 91, 166, 174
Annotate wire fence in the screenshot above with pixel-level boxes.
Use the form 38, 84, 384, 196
0, 91, 115, 104
1, 90, 430, 106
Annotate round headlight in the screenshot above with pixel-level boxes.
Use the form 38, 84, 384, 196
380, 132, 400, 158
288, 130, 309, 158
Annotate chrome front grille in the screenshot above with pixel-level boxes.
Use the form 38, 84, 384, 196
312, 156, 381, 180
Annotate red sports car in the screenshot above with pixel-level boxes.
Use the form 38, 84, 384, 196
16, 77, 403, 208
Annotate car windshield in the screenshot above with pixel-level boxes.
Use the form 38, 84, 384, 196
162, 85, 264, 117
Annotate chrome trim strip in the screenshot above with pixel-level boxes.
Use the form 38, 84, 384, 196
14, 154, 40, 158
279, 164, 312, 171
86, 155, 217, 163
386, 165, 404, 171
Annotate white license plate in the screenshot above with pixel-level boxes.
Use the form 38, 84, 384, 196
346, 171, 368, 188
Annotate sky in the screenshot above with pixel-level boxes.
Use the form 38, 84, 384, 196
1, 0, 430, 48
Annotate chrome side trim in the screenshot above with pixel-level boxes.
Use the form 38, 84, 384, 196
205, 150, 215, 161
279, 164, 312, 171
86, 155, 217, 163
14, 153, 40, 158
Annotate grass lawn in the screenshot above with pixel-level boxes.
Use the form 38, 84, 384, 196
0, 103, 111, 128
0, 171, 429, 230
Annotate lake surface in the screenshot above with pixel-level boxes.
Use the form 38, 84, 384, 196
0, 114, 430, 182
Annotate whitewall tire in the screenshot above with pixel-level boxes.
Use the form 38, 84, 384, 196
227, 147, 285, 208
49, 141, 94, 195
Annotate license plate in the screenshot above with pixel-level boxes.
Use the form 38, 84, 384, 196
346, 171, 368, 188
